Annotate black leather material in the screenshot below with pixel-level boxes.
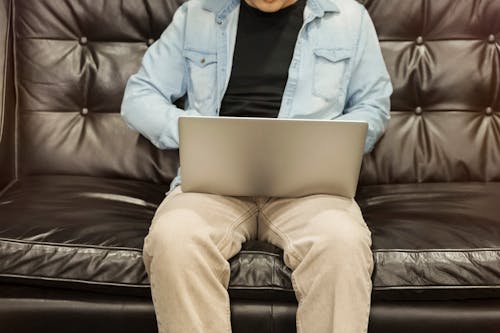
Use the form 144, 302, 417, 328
1, 175, 499, 302
1, 0, 500, 331
14, 0, 181, 183
11, 0, 500, 185
0, 0, 15, 191
358, 0, 500, 185
359, 182, 500, 294
2, 283, 500, 333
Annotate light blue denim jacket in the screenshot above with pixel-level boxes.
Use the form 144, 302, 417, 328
121, 0, 393, 191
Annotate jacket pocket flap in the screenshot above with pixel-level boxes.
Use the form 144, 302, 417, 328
183, 49, 217, 67
313, 48, 351, 62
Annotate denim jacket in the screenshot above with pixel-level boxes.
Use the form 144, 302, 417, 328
121, 0, 393, 191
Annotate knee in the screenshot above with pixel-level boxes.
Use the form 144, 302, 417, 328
310, 211, 372, 260
144, 209, 213, 262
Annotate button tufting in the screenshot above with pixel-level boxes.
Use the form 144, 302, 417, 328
81, 107, 89, 115
79, 36, 88, 45
485, 107, 493, 115
416, 36, 424, 45
415, 106, 423, 115
147, 38, 155, 46
488, 34, 496, 43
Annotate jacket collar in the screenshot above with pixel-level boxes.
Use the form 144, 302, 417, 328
202, 0, 339, 19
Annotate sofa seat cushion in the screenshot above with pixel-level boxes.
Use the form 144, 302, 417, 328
357, 182, 500, 300
0, 175, 166, 296
0, 175, 294, 299
0, 176, 499, 301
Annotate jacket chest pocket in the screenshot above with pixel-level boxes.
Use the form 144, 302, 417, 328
312, 48, 351, 100
184, 49, 217, 103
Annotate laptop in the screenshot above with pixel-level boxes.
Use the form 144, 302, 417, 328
178, 116, 368, 198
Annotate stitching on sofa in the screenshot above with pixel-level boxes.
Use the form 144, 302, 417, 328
0, 273, 150, 287
2, 241, 499, 290
0, 0, 11, 143
0, 239, 145, 258
11, 0, 19, 180
3, 237, 500, 254
373, 285, 500, 290
2, 274, 499, 291
373, 248, 500, 253
0, 237, 144, 252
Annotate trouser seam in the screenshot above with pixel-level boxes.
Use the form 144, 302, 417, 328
215, 206, 259, 254
259, 210, 310, 333
214, 207, 259, 333
259, 210, 308, 306
259, 210, 304, 265
214, 207, 259, 282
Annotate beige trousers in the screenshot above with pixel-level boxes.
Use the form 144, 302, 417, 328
143, 186, 374, 333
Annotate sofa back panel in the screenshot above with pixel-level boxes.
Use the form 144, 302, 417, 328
0, 0, 16, 191
14, 0, 183, 184
12, 0, 500, 184
359, 0, 500, 184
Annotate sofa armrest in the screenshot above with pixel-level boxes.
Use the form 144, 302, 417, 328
0, 0, 15, 193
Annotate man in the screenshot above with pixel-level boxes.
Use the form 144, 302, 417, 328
121, 0, 392, 331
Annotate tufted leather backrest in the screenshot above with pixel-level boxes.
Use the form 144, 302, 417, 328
358, 0, 500, 184
13, 0, 182, 184
8, 0, 500, 185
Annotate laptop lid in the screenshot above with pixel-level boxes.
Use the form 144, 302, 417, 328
178, 116, 368, 198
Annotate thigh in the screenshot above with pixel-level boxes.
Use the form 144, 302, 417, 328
258, 194, 371, 269
146, 186, 259, 258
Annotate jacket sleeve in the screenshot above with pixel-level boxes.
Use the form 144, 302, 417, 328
336, 7, 393, 154
120, 3, 201, 149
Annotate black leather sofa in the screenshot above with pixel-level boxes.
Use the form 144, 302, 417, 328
1, 0, 499, 332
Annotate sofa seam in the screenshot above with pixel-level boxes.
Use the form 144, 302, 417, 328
0, 273, 150, 287
0, 177, 16, 197
0, 0, 11, 143
0, 237, 144, 252
373, 248, 500, 253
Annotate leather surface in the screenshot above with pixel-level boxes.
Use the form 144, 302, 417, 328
359, 182, 500, 294
1, 175, 499, 301
358, 0, 500, 184
1, 0, 500, 331
11, 0, 500, 184
14, 0, 182, 183
1, 283, 500, 333
0, 0, 15, 191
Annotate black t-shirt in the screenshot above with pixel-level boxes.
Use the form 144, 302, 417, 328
219, 0, 305, 118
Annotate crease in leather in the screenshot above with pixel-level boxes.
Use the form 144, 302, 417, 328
0, 0, 10, 142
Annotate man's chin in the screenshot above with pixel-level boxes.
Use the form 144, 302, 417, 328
249, 0, 287, 13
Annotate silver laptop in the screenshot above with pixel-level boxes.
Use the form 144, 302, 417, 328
178, 116, 368, 198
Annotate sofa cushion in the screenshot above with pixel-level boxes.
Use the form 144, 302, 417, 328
0, 176, 499, 301
358, 182, 500, 300
0, 175, 165, 296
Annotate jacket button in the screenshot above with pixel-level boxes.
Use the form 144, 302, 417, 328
485, 107, 493, 115
216, 19, 222, 25
79, 36, 88, 45
488, 34, 496, 43
415, 106, 423, 115
81, 108, 89, 115
416, 36, 424, 45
